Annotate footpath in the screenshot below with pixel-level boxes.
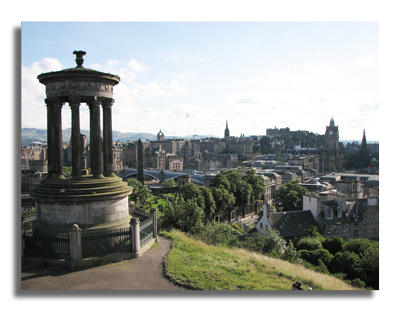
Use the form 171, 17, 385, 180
20, 236, 185, 291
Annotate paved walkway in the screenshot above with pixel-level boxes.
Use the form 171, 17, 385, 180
21, 236, 185, 291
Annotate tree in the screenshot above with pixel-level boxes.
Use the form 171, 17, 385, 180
198, 186, 216, 220
161, 197, 204, 233
211, 186, 235, 213
322, 237, 344, 255
161, 179, 177, 188
127, 178, 151, 207
273, 180, 307, 211
244, 169, 266, 203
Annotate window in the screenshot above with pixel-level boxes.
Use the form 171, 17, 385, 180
353, 229, 359, 238
343, 224, 348, 233
327, 226, 332, 234
325, 208, 333, 220
363, 229, 368, 237
335, 226, 341, 234
337, 207, 342, 218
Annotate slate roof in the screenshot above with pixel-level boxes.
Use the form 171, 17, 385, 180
268, 210, 319, 238
348, 199, 369, 220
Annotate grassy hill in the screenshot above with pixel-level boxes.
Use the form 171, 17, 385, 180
162, 230, 357, 291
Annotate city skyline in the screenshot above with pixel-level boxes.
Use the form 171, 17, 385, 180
22, 22, 378, 141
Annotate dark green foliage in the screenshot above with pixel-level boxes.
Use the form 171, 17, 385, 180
343, 238, 377, 255
161, 197, 204, 233
239, 230, 287, 257
296, 235, 379, 290
161, 179, 177, 188
192, 222, 239, 247
322, 237, 344, 255
127, 178, 151, 207
243, 169, 267, 203
296, 236, 323, 251
211, 169, 265, 208
329, 251, 365, 281
273, 180, 307, 211
211, 186, 235, 213
299, 249, 333, 267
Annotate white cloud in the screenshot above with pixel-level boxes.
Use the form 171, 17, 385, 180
22, 58, 64, 129
128, 59, 150, 73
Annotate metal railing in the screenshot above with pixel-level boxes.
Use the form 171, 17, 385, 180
23, 231, 71, 260
139, 217, 154, 247
81, 227, 131, 260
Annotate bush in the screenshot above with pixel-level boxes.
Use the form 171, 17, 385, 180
329, 251, 365, 281
296, 236, 323, 251
193, 222, 239, 247
322, 237, 344, 255
161, 198, 204, 233
240, 229, 287, 256
299, 249, 333, 267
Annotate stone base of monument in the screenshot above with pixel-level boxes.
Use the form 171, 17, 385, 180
31, 175, 133, 231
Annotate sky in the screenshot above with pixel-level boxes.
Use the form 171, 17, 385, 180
21, 21, 379, 141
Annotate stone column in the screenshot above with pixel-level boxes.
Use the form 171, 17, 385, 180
130, 217, 142, 258
45, 99, 55, 178
52, 97, 65, 179
69, 96, 82, 179
70, 224, 82, 264
150, 208, 159, 243
88, 97, 104, 178
102, 98, 115, 177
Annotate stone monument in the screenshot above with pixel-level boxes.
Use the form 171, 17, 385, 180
31, 51, 133, 232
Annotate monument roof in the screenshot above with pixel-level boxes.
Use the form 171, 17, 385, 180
37, 50, 120, 85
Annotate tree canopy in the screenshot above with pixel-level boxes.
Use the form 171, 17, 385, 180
273, 180, 307, 212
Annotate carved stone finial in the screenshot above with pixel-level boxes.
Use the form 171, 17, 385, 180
73, 50, 86, 67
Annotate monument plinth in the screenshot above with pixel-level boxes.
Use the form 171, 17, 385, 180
31, 51, 132, 231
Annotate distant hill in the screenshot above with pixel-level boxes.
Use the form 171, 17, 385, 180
21, 128, 220, 146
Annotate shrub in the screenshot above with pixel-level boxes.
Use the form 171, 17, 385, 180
193, 222, 239, 247
322, 237, 344, 255
300, 248, 333, 267
296, 236, 323, 251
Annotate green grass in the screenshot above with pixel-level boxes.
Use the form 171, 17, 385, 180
162, 230, 357, 291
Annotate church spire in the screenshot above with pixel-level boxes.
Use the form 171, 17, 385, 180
224, 119, 230, 139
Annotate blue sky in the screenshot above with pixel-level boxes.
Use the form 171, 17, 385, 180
21, 21, 379, 141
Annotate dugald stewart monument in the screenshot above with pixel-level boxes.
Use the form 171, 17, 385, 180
31, 51, 133, 232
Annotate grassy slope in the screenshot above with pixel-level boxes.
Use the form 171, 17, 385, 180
162, 230, 357, 291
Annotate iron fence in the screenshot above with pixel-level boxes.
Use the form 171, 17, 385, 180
81, 227, 131, 260
140, 217, 154, 247
23, 231, 71, 260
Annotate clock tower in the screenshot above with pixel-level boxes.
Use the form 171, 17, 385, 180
325, 117, 339, 150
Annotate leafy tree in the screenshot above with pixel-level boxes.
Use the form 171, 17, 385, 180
234, 180, 253, 207
329, 251, 365, 281
127, 178, 151, 207
198, 186, 216, 220
360, 245, 379, 289
244, 169, 266, 203
211, 186, 235, 213
161, 179, 177, 188
296, 236, 323, 251
161, 197, 204, 233
178, 183, 205, 209
322, 237, 344, 255
299, 248, 333, 267
273, 180, 307, 211
343, 238, 376, 255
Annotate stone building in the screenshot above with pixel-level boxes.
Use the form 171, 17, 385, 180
319, 118, 344, 173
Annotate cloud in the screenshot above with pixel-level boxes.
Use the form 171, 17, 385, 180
22, 58, 64, 129
128, 59, 150, 73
